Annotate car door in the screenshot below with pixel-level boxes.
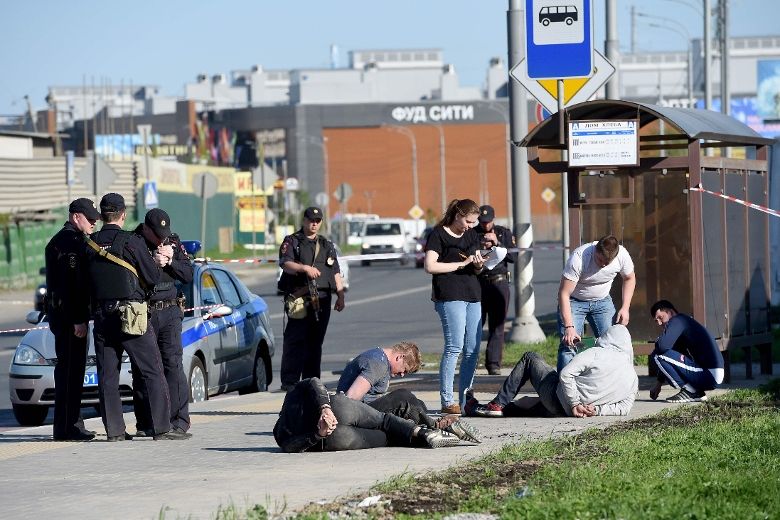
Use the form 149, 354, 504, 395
198, 269, 239, 389
210, 268, 256, 383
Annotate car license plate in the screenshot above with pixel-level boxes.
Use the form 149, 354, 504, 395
83, 372, 98, 386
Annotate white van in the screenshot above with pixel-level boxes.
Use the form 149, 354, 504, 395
360, 218, 416, 266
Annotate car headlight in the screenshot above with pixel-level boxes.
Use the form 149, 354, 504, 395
36, 287, 47, 295
361, 243, 369, 249
13, 344, 50, 366
415, 243, 423, 252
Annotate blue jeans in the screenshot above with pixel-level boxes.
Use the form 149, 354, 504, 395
557, 295, 615, 372
435, 300, 482, 408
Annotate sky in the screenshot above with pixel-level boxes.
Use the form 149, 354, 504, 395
1, 0, 778, 116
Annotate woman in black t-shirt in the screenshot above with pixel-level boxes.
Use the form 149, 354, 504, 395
424, 199, 485, 415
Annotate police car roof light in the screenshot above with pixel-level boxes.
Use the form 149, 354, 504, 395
182, 240, 202, 255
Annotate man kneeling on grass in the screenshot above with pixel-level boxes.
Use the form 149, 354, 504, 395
274, 377, 480, 452
465, 324, 638, 418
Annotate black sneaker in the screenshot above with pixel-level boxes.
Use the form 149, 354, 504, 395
107, 432, 133, 442
153, 429, 192, 441
134, 429, 154, 438
463, 388, 480, 417
666, 388, 707, 403
54, 430, 95, 442
419, 428, 461, 448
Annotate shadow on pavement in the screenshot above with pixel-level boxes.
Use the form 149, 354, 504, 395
203, 446, 280, 453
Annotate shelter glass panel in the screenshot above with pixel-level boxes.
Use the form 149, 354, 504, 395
725, 172, 747, 337
700, 170, 728, 339
747, 172, 770, 333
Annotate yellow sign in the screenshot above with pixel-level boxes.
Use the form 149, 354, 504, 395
408, 204, 424, 220
239, 209, 266, 232
234, 171, 274, 197
538, 77, 590, 105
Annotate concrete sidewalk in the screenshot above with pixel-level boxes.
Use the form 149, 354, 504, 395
0, 367, 775, 520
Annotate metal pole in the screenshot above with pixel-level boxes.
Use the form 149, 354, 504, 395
436, 125, 447, 215
507, 0, 546, 343
704, 0, 712, 109
631, 5, 636, 54
200, 174, 207, 254
322, 137, 331, 236
688, 43, 694, 108
605, 0, 620, 99
719, 0, 730, 115
558, 80, 570, 263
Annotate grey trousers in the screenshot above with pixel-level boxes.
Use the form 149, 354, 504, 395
493, 352, 566, 416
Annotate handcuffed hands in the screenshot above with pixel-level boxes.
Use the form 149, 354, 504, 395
317, 406, 338, 437
571, 403, 596, 418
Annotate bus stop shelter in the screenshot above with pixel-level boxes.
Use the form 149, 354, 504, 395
521, 100, 775, 381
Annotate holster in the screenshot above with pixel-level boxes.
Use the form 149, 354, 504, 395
118, 301, 148, 335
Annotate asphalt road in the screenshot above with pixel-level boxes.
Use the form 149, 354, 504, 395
0, 247, 564, 431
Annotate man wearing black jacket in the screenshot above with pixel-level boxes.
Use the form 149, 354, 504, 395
45, 198, 101, 441
132, 208, 194, 436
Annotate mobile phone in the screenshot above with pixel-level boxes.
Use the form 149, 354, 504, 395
478, 247, 495, 258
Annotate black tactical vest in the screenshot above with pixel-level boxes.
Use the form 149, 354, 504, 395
278, 232, 336, 294
88, 231, 141, 301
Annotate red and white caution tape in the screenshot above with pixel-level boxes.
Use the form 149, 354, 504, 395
0, 325, 49, 334
193, 257, 279, 264
0, 300, 36, 306
690, 185, 780, 218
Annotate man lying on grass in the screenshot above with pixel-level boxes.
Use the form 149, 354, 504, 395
465, 324, 638, 418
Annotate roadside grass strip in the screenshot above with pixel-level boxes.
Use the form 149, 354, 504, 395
294, 379, 780, 519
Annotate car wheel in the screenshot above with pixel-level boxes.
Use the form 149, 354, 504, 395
12, 404, 49, 426
239, 351, 268, 394
399, 256, 409, 266
189, 357, 208, 403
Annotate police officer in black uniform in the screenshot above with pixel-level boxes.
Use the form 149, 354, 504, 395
475, 205, 516, 375
45, 198, 101, 441
278, 207, 346, 390
131, 208, 194, 437
86, 193, 189, 441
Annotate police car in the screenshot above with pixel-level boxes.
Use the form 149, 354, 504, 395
8, 241, 275, 426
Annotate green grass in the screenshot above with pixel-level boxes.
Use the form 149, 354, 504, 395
295, 380, 780, 519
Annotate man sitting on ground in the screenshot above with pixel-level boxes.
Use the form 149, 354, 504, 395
336, 342, 480, 443
465, 324, 638, 418
648, 300, 724, 403
273, 378, 467, 452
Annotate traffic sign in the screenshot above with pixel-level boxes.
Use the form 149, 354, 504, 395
143, 181, 159, 209
192, 172, 218, 199
541, 187, 556, 203
408, 204, 424, 220
525, 0, 594, 80
510, 50, 615, 114
333, 182, 353, 203
315, 192, 329, 207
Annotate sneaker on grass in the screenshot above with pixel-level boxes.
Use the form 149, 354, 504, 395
666, 388, 707, 403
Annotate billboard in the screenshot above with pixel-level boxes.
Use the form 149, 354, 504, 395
757, 60, 780, 121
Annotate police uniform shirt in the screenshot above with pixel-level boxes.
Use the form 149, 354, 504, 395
134, 225, 194, 302
476, 223, 516, 277
278, 231, 340, 293
89, 224, 162, 301
44, 221, 90, 328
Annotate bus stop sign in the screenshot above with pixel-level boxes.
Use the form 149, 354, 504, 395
525, 0, 594, 80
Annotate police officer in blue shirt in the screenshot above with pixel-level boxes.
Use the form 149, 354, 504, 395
86, 193, 189, 441
131, 208, 194, 437
278, 207, 346, 390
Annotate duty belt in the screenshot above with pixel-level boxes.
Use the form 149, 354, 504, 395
481, 273, 508, 284
150, 299, 178, 311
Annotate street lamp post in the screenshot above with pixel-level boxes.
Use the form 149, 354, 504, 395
382, 124, 419, 225
432, 124, 447, 215
637, 12, 694, 107
483, 101, 513, 229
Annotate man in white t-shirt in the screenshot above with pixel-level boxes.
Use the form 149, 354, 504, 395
557, 235, 636, 371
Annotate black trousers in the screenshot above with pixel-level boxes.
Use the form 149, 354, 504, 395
281, 294, 332, 386
132, 305, 190, 432
51, 321, 88, 438
319, 393, 416, 451
93, 308, 171, 437
368, 388, 436, 428
480, 278, 511, 371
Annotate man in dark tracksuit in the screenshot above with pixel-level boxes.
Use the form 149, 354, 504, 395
86, 193, 188, 441
475, 205, 516, 375
131, 208, 194, 436
45, 198, 101, 441
277, 207, 346, 390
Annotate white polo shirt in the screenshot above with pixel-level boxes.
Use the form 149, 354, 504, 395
562, 241, 634, 301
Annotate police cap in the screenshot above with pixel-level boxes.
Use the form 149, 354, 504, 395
303, 206, 323, 221
100, 193, 126, 213
478, 205, 495, 223
68, 198, 101, 220
144, 208, 172, 240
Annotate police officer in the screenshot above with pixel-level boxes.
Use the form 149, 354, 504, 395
86, 193, 188, 441
131, 208, 193, 437
45, 198, 101, 441
278, 206, 346, 390
475, 205, 516, 375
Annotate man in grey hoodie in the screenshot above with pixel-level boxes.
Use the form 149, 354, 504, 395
465, 324, 638, 418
